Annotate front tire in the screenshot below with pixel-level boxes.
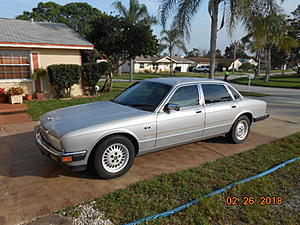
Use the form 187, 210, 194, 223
93, 135, 135, 179
226, 116, 250, 144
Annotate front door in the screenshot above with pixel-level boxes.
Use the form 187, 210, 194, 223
156, 84, 205, 148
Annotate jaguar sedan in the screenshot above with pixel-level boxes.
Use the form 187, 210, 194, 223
35, 77, 269, 179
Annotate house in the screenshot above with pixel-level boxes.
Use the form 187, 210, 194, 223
122, 56, 194, 73
229, 58, 258, 70
0, 18, 93, 97
187, 57, 222, 69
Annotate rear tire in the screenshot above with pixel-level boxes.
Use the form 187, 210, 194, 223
93, 135, 135, 179
226, 116, 250, 144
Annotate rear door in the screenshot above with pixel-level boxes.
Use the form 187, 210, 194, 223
201, 83, 240, 137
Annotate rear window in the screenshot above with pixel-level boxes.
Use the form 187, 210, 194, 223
202, 84, 233, 104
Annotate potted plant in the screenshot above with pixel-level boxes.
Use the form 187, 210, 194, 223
33, 68, 47, 80
26, 92, 33, 101
35, 91, 45, 100
7, 87, 25, 104
0, 88, 7, 103
33, 68, 47, 100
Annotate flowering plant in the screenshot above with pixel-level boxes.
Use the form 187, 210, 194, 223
6, 87, 25, 96
0, 88, 6, 96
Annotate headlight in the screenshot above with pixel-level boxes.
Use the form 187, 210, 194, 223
48, 132, 63, 151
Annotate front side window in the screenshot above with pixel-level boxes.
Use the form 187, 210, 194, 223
202, 84, 233, 104
114, 81, 171, 112
168, 85, 199, 108
227, 85, 242, 100
0, 50, 30, 79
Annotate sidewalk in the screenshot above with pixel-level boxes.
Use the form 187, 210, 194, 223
0, 103, 32, 125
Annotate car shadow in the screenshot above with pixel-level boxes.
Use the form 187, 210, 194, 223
0, 131, 99, 179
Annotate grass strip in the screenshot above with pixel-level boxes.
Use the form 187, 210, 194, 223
231, 74, 300, 89
62, 133, 300, 225
25, 82, 134, 121
240, 92, 270, 97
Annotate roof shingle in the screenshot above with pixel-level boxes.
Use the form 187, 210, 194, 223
0, 18, 93, 48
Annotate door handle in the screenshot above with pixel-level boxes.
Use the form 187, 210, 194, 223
232, 105, 237, 108
196, 110, 202, 114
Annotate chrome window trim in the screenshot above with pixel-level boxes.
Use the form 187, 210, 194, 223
225, 83, 244, 101
200, 83, 235, 106
157, 83, 201, 112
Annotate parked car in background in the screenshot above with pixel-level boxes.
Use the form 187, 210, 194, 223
35, 77, 269, 179
193, 65, 210, 73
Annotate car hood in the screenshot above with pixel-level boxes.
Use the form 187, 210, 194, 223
40, 101, 149, 137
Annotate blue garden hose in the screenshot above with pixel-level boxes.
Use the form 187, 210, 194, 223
125, 156, 300, 225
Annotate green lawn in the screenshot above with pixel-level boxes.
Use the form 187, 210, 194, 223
25, 81, 134, 121
26, 81, 268, 121
61, 133, 300, 225
114, 72, 209, 80
231, 74, 300, 89
240, 92, 270, 97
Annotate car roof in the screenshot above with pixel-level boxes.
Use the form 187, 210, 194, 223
142, 77, 225, 87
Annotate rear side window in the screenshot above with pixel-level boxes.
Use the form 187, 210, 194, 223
169, 85, 199, 108
202, 84, 233, 104
227, 85, 242, 100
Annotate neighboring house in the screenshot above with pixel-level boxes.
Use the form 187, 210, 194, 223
188, 57, 222, 69
229, 58, 258, 70
0, 18, 93, 97
122, 56, 194, 73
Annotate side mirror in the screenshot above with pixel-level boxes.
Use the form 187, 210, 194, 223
165, 103, 180, 111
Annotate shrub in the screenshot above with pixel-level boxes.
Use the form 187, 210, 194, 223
7, 87, 25, 95
83, 62, 108, 95
216, 60, 231, 72
47, 64, 82, 98
239, 62, 255, 71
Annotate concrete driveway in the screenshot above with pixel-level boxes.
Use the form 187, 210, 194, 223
1, 91, 300, 225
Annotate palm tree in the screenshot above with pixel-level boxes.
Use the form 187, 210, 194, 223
160, 29, 187, 75
160, 0, 285, 79
241, 2, 288, 81
113, 0, 157, 25
113, 0, 157, 79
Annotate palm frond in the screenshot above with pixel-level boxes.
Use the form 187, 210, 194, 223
112, 1, 128, 18
171, 0, 203, 40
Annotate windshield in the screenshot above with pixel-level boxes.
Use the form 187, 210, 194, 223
113, 81, 172, 112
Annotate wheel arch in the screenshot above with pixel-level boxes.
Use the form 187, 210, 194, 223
234, 111, 253, 125
87, 131, 140, 167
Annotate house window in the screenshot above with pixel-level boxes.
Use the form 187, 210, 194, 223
140, 63, 144, 69
153, 63, 158, 70
0, 50, 31, 79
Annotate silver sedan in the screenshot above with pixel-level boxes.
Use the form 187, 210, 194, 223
35, 77, 269, 178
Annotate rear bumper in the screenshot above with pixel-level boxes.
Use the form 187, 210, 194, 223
253, 113, 269, 122
35, 129, 87, 172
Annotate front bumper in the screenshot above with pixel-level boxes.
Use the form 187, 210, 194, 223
35, 129, 87, 171
253, 113, 269, 122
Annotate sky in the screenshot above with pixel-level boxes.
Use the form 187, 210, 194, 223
0, 0, 298, 54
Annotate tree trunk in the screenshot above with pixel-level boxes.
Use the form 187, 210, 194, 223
169, 48, 173, 76
265, 45, 271, 82
257, 51, 261, 77
281, 64, 285, 76
101, 72, 113, 92
208, 1, 219, 79
117, 60, 122, 76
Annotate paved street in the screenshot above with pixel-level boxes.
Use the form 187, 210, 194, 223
0, 84, 300, 225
